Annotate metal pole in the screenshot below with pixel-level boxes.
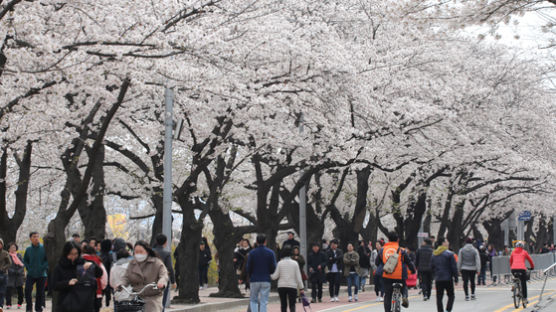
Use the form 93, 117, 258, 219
298, 114, 307, 270
503, 219, 509, 248
162, 87, 174, 252
553, 216, 556, 246
517, 220, 524, 242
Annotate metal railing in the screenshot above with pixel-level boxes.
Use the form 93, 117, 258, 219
491, 253, 556, 286
535, 262, 556, 309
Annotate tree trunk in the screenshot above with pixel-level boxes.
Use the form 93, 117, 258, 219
402, 190, 427, 250
437, 188, 454, 239
361, 211, 378, 244
483, 218, 505, 251
446, 200, 465, 251
150, 189, 163, 246
79, 144, 106, 240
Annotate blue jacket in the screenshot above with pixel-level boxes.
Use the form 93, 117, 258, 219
431, 247, 458, 283
246, 246, 276, 283
24, 244, 48, 278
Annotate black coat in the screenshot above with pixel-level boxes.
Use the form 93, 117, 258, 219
357, 246, 371, 269
7, 254, 25, 287
52, 257, 103, 312
416, 245, 433, 272
326, 248, 344, 272
307, 250, 327, 282
199, 248, 212, 267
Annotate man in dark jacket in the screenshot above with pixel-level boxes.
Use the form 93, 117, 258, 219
478, 245, 488, 285
23, 232, 48, 312
307, 243, 327, 303
431, 237, 458, 312
0, 238, 12, 310
357, 241, 371, 292
246, 234, 276, 312
199, 241, 212, 290
416, 239, 434, 300
153, 234, 176, 311
326, 240, 343, 302
282, 232, 300, 251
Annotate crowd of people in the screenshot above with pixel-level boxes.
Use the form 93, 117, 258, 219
0, 233, 175, 312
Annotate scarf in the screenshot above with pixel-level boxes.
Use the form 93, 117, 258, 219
433, 246, 448, 256
9, 252, 24, 267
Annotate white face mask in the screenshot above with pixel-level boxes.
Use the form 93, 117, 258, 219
134, 254, 147, 262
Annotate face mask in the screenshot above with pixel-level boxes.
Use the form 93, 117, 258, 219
135, 254, 147, 262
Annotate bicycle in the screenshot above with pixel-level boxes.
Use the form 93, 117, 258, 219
115, 283, 159, 312
511, 271, 527, 309
391, 283, 403, 312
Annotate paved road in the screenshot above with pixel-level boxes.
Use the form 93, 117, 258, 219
220, 278, 556, 312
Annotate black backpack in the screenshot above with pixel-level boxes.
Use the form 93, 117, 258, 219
61, 263, 97, 312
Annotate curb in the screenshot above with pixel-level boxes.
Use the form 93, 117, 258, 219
169, 294, 280, 312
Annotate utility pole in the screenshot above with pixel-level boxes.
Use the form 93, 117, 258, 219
298, 113, 307, 269
162, 87, 174, 252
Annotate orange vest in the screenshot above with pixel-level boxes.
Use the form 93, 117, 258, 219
382, 242, 403, 280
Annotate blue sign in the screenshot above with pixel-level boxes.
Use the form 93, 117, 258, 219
518, 211, 532, 221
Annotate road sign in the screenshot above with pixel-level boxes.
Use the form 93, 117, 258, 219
417, 232, 429, 238
518, 210, 532, 221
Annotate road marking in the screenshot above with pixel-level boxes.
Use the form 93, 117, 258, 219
493, 291, 554, 312
511, 292, 556, 311
319, 295, 419, 312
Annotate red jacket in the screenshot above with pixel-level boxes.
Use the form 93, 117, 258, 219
510, 247, 534, 270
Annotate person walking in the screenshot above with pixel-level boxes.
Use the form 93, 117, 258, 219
99, 240, 113, 308
246, 234, 277, 312
326, 240, 343, 302
487, 244, 497, 284
271, 246, 305, 312
357, 240, 371, 292
109, 249, 132, 306
375, 232, 416, 312
343, 243, 360, 302
282, 232, 300, 251
291, 247, 306, 280
198, 241, 212, 290
153, 234, 176, 311
0, 239, 12, 312
510, 241, 534, 304
478, 245, 488, 286
234, 239, 251, 290
431, 237, 458, 312
122, 241, 169, 312
416, 238, 434, 301
458, 237, 481, 301
52, 242, 102, 312
23, 232, 48, 312
307, 243, 326, 303
6, 242, 25, 309
371, 241, 384, 302
82, 246, 107, 312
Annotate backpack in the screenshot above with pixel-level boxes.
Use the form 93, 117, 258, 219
61, 263, 97, 312
383, 248, 400, 274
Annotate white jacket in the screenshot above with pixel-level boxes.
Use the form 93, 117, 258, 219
110, 257, 132, 302
271, 257, 304, 290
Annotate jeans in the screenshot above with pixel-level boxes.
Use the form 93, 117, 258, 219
461, 270, 476, 296
278, 287, 297, 312
479, 266, 487, 285
6, 286, 24, 306
512, 269, 528, 298
359, 268, 369, 290
346, 273, 359, 297
310, 279, 323, 300
0, 272, 7, 308
250, 282, 271, 312
25, 276, 46, 312
374, 273, 384, 297
435, 280, 455, 312
420, 271, 433, 299
382, 279, 406, 312
327, 272, 341, 298
162, 282, 170, 311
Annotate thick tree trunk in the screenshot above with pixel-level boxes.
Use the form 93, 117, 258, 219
79, 145, 106, 240
173, 202, 203, 304
446, 200, 465, 251
402, 191, 427, 250
150, 189, 163, 246
361, 211, 378, 244
437, 188, 454, 240
483, 218, 505, 251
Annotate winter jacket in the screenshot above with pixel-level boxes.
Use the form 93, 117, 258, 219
357, 245, 371, 269
0, 249, 11, 273
233, 247, 251, 271
291, 254, 306, 276
153, 246, 176, 284
479, 250, 488, 268
431, 246, 458, 282
271, 257, 304, 290
282, 239, 300, 251
82, 254, 108, 298
370, 249, 379, 271
246, 246, 277, 283
510, 247, 534, 270
111, 238, 127, 263
307, 250, 327, 282
416, 244, 433, 272
326, 248, 344, 273
110, 257, 131, 302
23, 243, 48, 278
199, 248, 212, 267
458, 243, 481, 272
52, 257, 102, 312
7, 253, 25, 287
375, 242, 415, 280
343, 251, 360, 277
123, 256, 169, 298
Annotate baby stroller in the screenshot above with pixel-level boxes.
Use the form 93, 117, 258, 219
115, 283, 159, 312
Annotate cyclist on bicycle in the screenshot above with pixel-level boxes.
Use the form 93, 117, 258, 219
375, 232, 416, 312
510, 241, 534, 304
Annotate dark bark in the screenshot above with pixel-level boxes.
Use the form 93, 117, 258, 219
524, 216, 535, 244
150, 188, 164, 246
0, 141, 32, 244
78, 144, 106, 240
360, 211, 378, 244
401, 190, 427, 250
483, 218, 505, 251
446, 200, 466, 251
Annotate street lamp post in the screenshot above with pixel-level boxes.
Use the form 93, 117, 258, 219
162, 87, 174, 251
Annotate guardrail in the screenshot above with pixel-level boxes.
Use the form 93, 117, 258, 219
535, 262, 556, 310
491, 253, 556, 286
